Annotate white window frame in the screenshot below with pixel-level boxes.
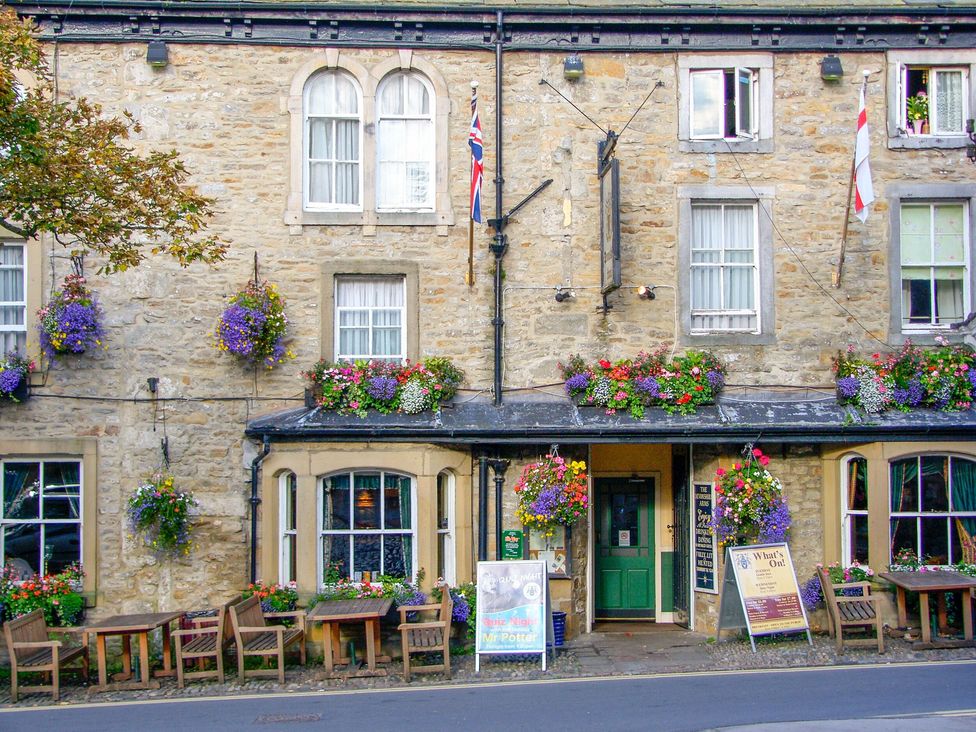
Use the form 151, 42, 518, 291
375, 71, 435, 213
841, 456, 869, 566
689, 202, 761, 334
334, 275, 406, 363
0, 242, 27, 357
897, 63, 969, 136
436, 471, 456, 586
889, 455, 976, 567
278, 472, 297, 586
0, 458, 83, 576
688, 67, 757, 141
303, 70, 364, 213
317, 470, 417, 586
898, 200, 971, 332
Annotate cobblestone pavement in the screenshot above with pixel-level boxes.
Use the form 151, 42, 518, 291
1, 627, 974, 708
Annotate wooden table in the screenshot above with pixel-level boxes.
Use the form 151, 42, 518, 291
307, 598, 393, 677
878, 571, 976, 647
85, 611, 184, 690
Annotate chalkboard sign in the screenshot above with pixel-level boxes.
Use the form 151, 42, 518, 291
475, 560, 551, 672
694, 483, 717, 593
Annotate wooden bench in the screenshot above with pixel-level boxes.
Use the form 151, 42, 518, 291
172, 594, 241, 688
3, 609, 89, 702
817, 565, 884, 654
229, 594, 306, 683
398, 581, 453, 682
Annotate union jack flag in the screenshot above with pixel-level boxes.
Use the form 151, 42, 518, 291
468, 85, 484, 223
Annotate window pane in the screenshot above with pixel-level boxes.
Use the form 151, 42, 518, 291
334, 74, 359, 115
384, 474, 411, 530
610, 493, 639, 547
353, 535, 381, 574
848, 458, 868, 511
935, 276, 964, 323
354, 473, 380, 529
383, 535, 410, 578
284, 534, 297, 583
690, 71, 723, 138
306, 72, 335, 115
890, 517, 918, 559
44, 462, 80, 493
323, 535, 349, 579
920, 517, 949, 564
437, 474, 449, 527
286, 474, 297, 531
3, 523, 41, 575
935, 70, 964, 133
901, 206, 932, 264
849, 515, 869, 564
308, 119, 332, 159
934, 204, 965, 262
892, 458, 919, 512
323, 474, 350, 530
44, 523, 81, 575
736, 68, 753, 134
921, 455, 949, 512
379, 77, 404, 115
3, 462, 40, 519
309, 162, 332, 203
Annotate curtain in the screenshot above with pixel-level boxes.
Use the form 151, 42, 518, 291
306, 72, 360, 206
690, 204, 756, 331
848, 458, 867, 511
336, 277, 404, 359
890, 458, 919, 557
376, 73, 433, 209
0, 244, 26, 355
951, 458, 976, 545
935, 69, 964, 134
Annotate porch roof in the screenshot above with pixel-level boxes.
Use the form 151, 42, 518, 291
244, 389, 976, 445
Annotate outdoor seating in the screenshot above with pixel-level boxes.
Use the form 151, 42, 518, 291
172, 594, 241, 688
229, 594, 306, 683
3, 609, 90, 702
398, 581, 453, 681
816, 565, 884, 654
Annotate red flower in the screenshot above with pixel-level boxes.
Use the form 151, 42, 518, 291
752, 448, 764, 458
716, 468, 726, 477
759, 455, 770, 467
599, 359, 612, 369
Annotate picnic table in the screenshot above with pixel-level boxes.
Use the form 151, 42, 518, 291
877, 571, 976, 647
307, 597, 393, 677
85, 611, 183, 690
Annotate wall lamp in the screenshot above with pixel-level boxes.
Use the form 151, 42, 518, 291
967, 119, 976, 162
820, 55, 843, 82
147, 40, 169, 68
563, 54, 584, 81
636, 285, 656, 301
554, 288, 574, 303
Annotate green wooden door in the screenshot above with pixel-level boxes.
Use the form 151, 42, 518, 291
595, 477, 655, 618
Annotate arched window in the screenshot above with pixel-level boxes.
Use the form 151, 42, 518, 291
375, 72, 434, 211
278, 472, 297, 585
841, 456, 869, 565
436, 471, 455, 585
304, 70, 362, 210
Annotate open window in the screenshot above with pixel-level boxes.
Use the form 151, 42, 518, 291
689, 68, 757, 141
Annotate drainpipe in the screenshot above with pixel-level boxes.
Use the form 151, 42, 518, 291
478, 455, 489, 561
488, 458, 510, 559
490, 9, 506, 406
249, 434, 271, 584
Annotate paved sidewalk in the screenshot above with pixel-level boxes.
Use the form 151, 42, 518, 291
1, 624, 974, 708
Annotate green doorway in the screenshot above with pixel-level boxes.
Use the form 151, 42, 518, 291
595, 477, 655, 619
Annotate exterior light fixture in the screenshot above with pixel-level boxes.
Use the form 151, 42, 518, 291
554, 288, 573, 303
147, 40, 169, 68
563, 54, 584, 81
636, 285, 656, 301
967, 119, 976, 162
820, 55, 843, 82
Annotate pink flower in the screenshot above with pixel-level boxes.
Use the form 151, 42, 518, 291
716, 468, 727, 477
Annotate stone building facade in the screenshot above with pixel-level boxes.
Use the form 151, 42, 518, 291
3, 1, 976, 637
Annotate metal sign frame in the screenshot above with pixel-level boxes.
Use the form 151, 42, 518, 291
598, 154, 621, 298
475, 560, 553, 672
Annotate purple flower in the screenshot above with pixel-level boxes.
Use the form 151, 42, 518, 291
969, 369, 976, 391
837, 376, 860, 399
531, 484, 563, 519
216, 304, 267, 359
706, 370, 725, 391
451, 592, 470, 623
799, 576, 823, 610
758, 498, 792, 544
0, 368, 21, 395
893, 379, 924, 408
367, 376, 398, 401
635, 376, 660, 397
565, 373, 590, 394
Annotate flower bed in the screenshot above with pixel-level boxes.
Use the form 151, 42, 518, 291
800, 561, 874, 610
37, 274, 104, 360
514, 453, 588, 539
835, 341, 976, 413
561, 349, 726, 417
709, 447, 791, 547
214, 279, 292, 370
127, 472, 198, 558
0, 350, 34, 402
303, 357, 463, 417
1, 562, 86, 626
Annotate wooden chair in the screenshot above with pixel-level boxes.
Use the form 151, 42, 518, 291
817, 565, 884, 654
398, 581, 453, 682
171, 594, 241, 688
3, 609, 89, 702
228, 594, 306, 683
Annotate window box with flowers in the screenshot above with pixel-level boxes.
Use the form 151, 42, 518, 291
126, 472, 198, 559
37, 274, 105, 361
1, 562, 87, 627
243, 580, 299, 613
302, 357, 463, 417
799, 561, 875, 611
709, 447, 792, 548
835, 341, 976, 414
213, 279, 294, 370
0, 350, 34, 403
561, 349, 726, 418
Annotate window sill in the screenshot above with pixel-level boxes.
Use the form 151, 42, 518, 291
679, 139, 773, 154
887, 135, 968, 151
889, 330, 971, 346
285, 209, 455, 228
682, 331, 775, 346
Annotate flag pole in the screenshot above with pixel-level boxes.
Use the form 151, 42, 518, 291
466, 80, 479, 287
834, 71, 871, 289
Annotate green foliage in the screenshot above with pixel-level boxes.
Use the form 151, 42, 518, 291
1, 562, 86, 626
0, 8, 225, 273
243, 581, 298, 612
126, 472, 197, 558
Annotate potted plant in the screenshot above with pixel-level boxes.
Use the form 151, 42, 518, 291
243, 580, 299, 613
906, 91, 929, 134
709, 447, 792, 547
514, 452, 589, 552
127, 472, 198, 558
213, 278, 293, 370
37, 274, 105, 361
0, 350, 35, 403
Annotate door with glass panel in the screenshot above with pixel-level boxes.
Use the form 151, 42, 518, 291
320, 471, 413, 583
596, 477, 655, 618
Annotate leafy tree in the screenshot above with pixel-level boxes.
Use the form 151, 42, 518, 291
0, 8, 226, 272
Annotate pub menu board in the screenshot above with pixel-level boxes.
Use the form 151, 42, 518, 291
475, 560, 550, 671
694, 483, 717, 593
726, 543, 810, 638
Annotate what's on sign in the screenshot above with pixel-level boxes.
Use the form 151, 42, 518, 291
475, 560, 547, 654
725, 543, 809, 637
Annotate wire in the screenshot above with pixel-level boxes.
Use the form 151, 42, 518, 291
723, 139, 892, 350
539, 79, 607, 135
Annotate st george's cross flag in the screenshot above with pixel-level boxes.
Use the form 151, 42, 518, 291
468, 85, 484, 224
853, 83, 875, 223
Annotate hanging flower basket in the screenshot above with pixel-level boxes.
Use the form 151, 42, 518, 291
514, 453, 588, 538
0, 351, 35, 403
213, 279, 293, 370
37, 274, 105, 361
710, 447, 791, 547
127, 472, 198, 558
